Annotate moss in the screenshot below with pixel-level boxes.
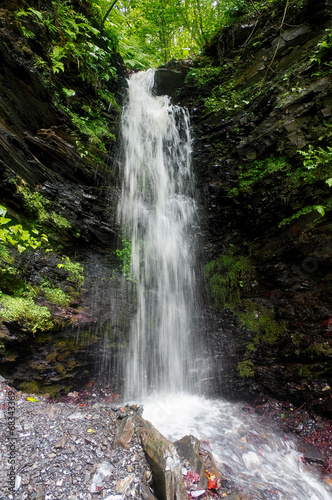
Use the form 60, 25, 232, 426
46, 350, 57, 362
58, 257, 84, 289
297, 364, 315, 377
18, 380, 40, 393
43, 383, 73, 398
305, 343, 332, 357
226, 157, 291, 197
18, 182, 72, 233
34, 332, 52, 344
0, 294, 53, 333
205, 249, 254, 310
237, 360, 255, 378
205, 250, 285, 368
237, 300, 286, 345
42, 286, 71, 307
55, 363, 66, 375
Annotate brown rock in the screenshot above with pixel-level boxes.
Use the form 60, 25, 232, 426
139, 417, 187, 500
174, 435, 207, 488
113, 415, 134, 449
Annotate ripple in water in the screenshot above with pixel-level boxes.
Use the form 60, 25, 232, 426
143, 393, 331, 500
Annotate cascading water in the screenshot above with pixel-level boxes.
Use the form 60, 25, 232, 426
117, 70, 332, 499
118, 69, 200, 400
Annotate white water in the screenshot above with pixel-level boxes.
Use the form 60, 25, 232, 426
143, 394, 331, 500
118, 69, 200, 400
118, 70, 332, 499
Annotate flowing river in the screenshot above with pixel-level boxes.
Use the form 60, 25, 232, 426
117, 69, 331, 500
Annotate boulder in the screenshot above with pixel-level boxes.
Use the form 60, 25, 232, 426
139, 417, 187, 500
174, 435, 207, 488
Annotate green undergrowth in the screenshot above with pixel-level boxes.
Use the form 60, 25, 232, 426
225, 144, 332, 231
0, 294, 53, 333
227, 156, 291, 197
278, 204, 327, 228
14, 2, 121, 169
18, 184, 72, 233
0, 204, 85, 334
205, 248, 253, 310
58, 257, 85, 290
205, 248, 286, 378
186, 4, 331, 121
115, 233, 133, 280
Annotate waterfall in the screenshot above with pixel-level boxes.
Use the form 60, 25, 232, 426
117, 69, 331, 499
118, 69, 200, 400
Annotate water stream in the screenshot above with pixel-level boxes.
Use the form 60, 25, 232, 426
117, 70, 331, 500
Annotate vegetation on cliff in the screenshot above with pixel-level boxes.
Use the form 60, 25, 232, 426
0, 0, 331, 410
175, 0, 332, 411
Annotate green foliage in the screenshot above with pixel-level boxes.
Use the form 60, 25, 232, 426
118, 39, 159, 70
14, 0, 305, 71
42, 286, 71, 307
93, 0, 264, 68
0, 205, 48, 253
18, 184, 72, 231
232, 157, 290, 194
185, 67, 222, 86
298, 144, 332, 172
205, 85, 250, 115
58, 257, 84, 289
278, 205, 326, 228
206, 249, 285, 366
116, 233, 132, 278
68, 108, 115, 150
205, 249, 252, 310
17, 2, 118, 84
0, 294, 53, 333
283, 145, 332, 192
275, 145, 332, 227
310, 29, 332, 67
237, 360, 255, 378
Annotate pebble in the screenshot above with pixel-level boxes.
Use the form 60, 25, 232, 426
0, 382, 153, 499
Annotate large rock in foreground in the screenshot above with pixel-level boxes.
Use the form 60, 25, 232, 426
139, 417, 187, 500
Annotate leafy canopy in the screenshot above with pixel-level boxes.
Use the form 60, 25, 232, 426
95, 0, 250, 66
16, 0, 275, 69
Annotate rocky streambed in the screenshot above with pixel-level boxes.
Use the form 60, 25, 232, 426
1, 378, 332, 500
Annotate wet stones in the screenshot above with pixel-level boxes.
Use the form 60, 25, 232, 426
0, 382, 153, 499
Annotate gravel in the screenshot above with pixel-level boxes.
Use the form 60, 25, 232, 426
0, 381, 154, 499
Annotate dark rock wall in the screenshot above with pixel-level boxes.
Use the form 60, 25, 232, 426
0, 5, 127, 394
177, 0, 332, 417
0, 0, 331, 416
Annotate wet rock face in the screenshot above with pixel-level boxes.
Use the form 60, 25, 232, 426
0, 14, 126, 392
154, 63, 189, 101
178, 0, 332, 413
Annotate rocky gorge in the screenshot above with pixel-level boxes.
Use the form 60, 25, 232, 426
0, 0, 332, 497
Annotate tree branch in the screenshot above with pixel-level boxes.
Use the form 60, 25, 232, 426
100, 0, 119, 33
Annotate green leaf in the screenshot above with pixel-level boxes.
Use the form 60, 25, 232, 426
17, 244, 26, 253
28, 8, 44, 21
0, 205, 7, 217
0, 217, 11, 225
315, 205, 325, 217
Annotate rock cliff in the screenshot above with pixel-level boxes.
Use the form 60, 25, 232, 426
0, 0, 127, 395
176, 0, 332, 417
0, 0, 331, 420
